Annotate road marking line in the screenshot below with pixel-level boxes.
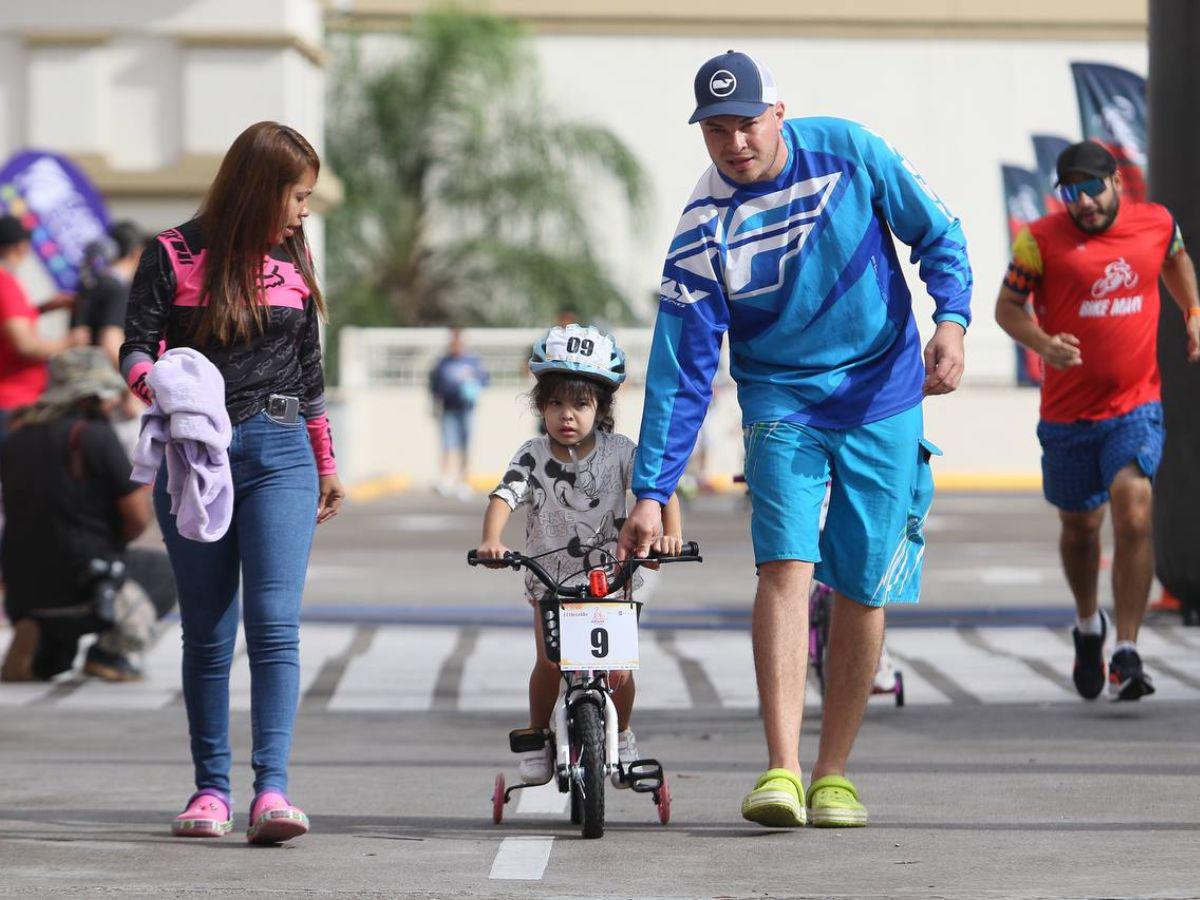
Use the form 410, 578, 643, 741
329, 626, 459, 711
489, 836, 554, 880
515, 781, 568, 814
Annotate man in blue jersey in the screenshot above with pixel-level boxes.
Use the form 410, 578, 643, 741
618, 51, 972, 828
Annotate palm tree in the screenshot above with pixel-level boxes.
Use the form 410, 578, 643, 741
326, 7, 649, 329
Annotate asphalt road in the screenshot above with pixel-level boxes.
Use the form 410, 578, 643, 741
302, 489, 1110, 621
3, 488, 1197, 899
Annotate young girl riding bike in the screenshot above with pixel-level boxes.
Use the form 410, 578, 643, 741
475, 324, 682, 785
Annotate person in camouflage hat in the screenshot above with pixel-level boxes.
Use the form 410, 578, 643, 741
1, 346, 176, 683
13, 345, 129, 426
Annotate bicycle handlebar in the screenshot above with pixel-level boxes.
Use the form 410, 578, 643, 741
467, 542, 702, 598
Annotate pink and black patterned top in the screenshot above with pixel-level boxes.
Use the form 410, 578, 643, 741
119, 218, 336, 475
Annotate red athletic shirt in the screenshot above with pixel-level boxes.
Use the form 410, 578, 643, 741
0, 266, 48, 411
1004, 202, 1183, 422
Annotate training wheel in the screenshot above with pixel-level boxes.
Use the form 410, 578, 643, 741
654, 774, 672, 825
492, 773, 506, 824
894, 671, 905, 708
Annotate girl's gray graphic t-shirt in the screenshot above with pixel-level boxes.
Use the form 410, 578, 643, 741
491, 431, 643, 601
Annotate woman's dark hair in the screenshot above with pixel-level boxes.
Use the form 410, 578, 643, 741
194, 121, 325, 346
531, 372, 615, 434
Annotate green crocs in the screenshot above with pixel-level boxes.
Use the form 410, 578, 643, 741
741, 768, 806, 827
806, 774, 868, 827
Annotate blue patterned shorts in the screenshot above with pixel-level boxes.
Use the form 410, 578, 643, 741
1037, 401, 1163, 512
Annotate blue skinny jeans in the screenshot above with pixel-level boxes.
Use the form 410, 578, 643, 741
155, 411, 318, 799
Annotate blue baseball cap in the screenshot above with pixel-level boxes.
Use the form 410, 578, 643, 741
689, 50, 779, 124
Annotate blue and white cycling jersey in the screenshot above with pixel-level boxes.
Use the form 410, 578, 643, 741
633, 117, 973, 504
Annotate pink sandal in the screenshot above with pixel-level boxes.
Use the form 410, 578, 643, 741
246, 791, 309, 845
172, 789, 233, 837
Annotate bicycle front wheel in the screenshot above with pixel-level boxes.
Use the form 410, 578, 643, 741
572, 700, 606, 839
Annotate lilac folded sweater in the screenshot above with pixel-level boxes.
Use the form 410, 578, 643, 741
131, 348, 233, 542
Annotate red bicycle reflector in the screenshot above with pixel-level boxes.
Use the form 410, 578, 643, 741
588, 569, 609, 598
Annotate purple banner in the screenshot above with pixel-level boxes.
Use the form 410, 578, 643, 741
1070, 62, 1148, 201
0, 150, 109, 291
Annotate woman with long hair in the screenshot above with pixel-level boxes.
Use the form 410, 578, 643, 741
120, 121, 344, 844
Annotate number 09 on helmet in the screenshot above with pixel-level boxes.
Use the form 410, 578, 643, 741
529, 324, 627, 387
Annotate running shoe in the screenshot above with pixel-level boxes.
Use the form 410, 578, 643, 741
1108, 647, 1156, 701
741, 768, 806, 827
807, 774, 868, 828
1071, 611, 1108, 700
172, 790, 232, 838
518, 745, 554, 785
612, 728, 638, 789
246, 791, 309, 845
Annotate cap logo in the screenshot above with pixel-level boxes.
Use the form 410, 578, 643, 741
709, 69, 737, 98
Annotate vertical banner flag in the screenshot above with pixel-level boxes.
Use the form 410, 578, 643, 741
1031, 134, 1072, 214
0, 150, 109, 291
1001, 165, 1047, 386
1070, 62, 1148, 201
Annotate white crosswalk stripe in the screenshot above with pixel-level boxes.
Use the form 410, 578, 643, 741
3, 622, 1200, 710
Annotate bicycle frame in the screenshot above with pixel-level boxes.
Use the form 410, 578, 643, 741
555, 670, 620, 788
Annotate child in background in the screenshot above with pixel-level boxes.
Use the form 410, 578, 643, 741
476, 324, 682, 785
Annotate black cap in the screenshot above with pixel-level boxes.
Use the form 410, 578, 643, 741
0, 214, 32, 249
1055, 141, 1117, 186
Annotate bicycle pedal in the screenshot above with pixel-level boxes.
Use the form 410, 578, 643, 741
622, 758, 665, 793
508, 728, 550, 754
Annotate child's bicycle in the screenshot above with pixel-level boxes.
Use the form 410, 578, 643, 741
466, 542, 703, 839
809, 581, 904, 707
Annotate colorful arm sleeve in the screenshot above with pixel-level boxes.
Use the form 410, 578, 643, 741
1167, 218, 1186, 259
631, 202, 730, 505
299, 298, 336, 475
859, 127, 973, 329
1003, 226, 1043, 297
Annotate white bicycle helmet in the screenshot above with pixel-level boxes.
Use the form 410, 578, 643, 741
529, 324, 626, 387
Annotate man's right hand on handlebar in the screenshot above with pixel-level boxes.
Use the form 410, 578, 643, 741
617, 498, 664, 561
475, 539, 512, 568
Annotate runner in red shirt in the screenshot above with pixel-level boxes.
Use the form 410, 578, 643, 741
0, 216, 70, 444
995, 141, 1200, 702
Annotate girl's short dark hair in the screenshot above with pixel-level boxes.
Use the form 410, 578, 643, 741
531, 372, 615, 434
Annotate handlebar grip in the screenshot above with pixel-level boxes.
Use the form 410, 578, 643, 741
653, 541, 700, 559
467, 550, 520, 567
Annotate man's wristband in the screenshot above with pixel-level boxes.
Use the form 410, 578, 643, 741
1187, 306, 1200, 320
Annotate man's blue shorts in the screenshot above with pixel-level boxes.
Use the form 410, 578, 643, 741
1037, 401, 1163, 513
742, 405, 939, 607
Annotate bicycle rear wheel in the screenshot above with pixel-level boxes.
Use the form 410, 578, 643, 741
572, 700, 606, 839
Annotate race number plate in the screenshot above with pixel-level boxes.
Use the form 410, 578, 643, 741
558, 602, 639, 671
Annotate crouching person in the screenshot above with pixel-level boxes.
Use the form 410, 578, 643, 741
1, 347, 176, 682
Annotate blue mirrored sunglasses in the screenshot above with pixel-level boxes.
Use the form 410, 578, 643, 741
1058, 177, 1107, 204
